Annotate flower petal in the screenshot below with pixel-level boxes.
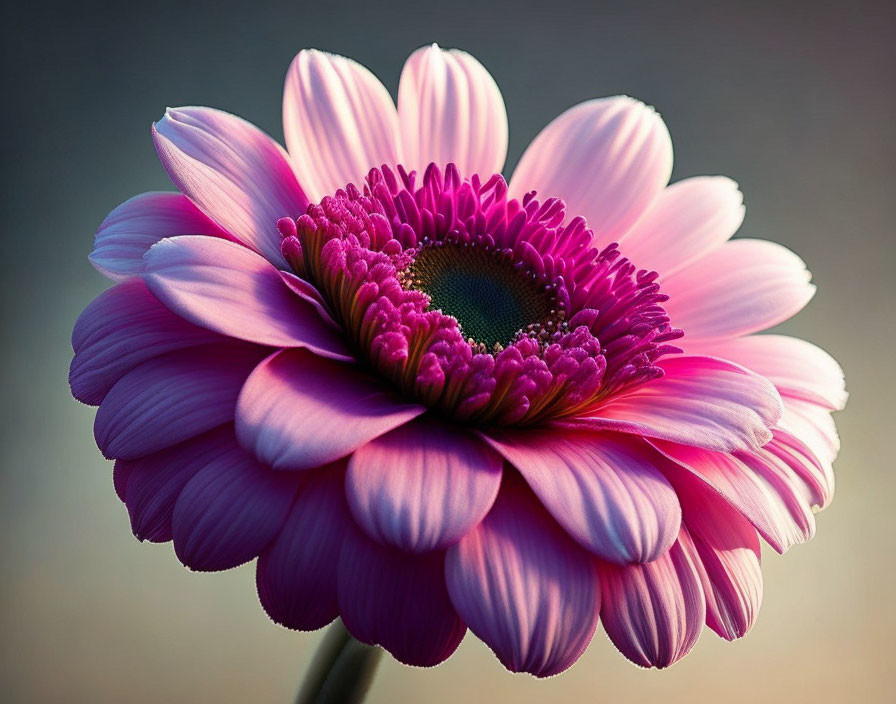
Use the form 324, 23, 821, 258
667, 469, 762, 641
690, 334, 847, 411
143, 235, 351, 359
579, 356, 782, 452
90, 191, 231, 280
94, 343, 266, 460
662, 239, 815, 342
338, 525, 465, 667
509, 96, 672, 246
482, 429, 680, 564
346, 416, 502, 553
117, 426, 235, 543
172, 432, 300, 571
653, 439, 815, 553
618, 177, 744, 276
257, 463, 351, 630
446, 477, 600, 677
153, 106, 307, 266
599, 530, 705, 668
70, 278, 221, 405
398, 44, 508, 177
235, 349, 424, 470
283, 50, 400, 200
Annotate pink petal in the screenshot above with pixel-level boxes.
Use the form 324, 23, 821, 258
653, 439, 815, 553
781, 394, 840, 466
398, 45, 508, 177
482, 429, 680, 564
70, 278, 221, 406
153, 106, 307, 266
283, 50, 400, 200
338, 525, 465, 667
117, 426, 234, 543
579, 356, 782, 452
689, 334, 847, 411
143, 235, 351, 359
667, 469, 762, 640
90, 191, 230, 280
599, 530, 705, 668
446, 477, 600, 676
235, 349, 424, 470
257, 463, 351, 630
662, 239, 815, 342
94, 343, 266, 460
618, 177, 744, 276
172, 432, 300, 571
346, 417, 502, 553
509, 96, 672, 246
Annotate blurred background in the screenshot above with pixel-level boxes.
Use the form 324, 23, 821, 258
2, 0, 893, 701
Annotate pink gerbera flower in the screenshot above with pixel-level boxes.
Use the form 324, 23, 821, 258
71, 45, 846, 676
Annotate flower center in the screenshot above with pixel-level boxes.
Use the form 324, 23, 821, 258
278, 163, 682, 427
399, 241, 562, 352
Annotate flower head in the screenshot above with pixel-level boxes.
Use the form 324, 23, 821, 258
72, 45, 845, 675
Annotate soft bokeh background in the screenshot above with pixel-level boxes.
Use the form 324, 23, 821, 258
3, 0, 893, 701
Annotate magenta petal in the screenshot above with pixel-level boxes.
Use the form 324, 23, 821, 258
446, 477, 600, 677
94, 343, 266, 460
599, 530, 706, 668
483, 429, 680, 564
143, 235, 351, 359
346, 417, 502, 553
653, 440, 815, 553
152, 106, 307, 266
257, 463, 351, 630
667, 470, 762, 640
581, 356, 783, 452
172, 432, 300, 571
117, 426, 234, 542
338, 525, 465, 667
90, 191, 230, 280
236, 349, 424, 470
70, 279, 222, 406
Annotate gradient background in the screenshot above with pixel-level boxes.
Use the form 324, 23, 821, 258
3, 1, 894, 701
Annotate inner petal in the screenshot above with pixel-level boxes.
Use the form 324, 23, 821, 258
400, 242, 559, 350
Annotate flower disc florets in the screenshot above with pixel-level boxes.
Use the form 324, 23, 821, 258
278, 162, 683, 426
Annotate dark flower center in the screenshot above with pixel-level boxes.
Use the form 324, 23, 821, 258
399, 241, 562, 351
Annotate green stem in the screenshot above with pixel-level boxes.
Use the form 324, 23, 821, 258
295, 620, 383, 704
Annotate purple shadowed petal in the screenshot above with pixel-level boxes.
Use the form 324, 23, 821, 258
172, 431, 301, 571
579, 356, 783, 453
283, 50, 400, 201
90, 191, 231, 280
338, 524, 465, 667
236, 348, 424, 470
143, 235, 351, 360
599, 529, 706, 669
509, 96, 672, 246
94, 342, 267, 460
446, 476, 600, 677
153, 106, 307, 267
257, 462, 351, 630
70, 278, 222, 406
346, 416, 502, 553
618, 176, 744, 276
482, 429, 680, 564
667, 470, 763, 641
662, 239, 815, 342
116, 426, 235, 542
652, 439, 815, 553
398, 44, 508, 177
